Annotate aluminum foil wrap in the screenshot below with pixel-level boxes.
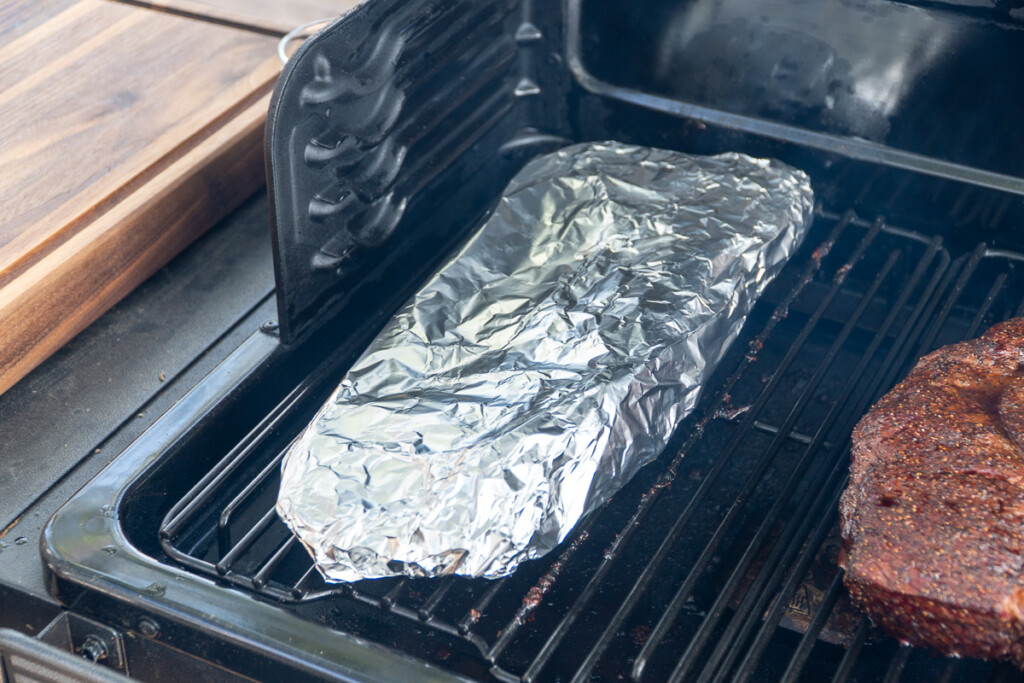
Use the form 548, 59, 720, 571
277, 141, 814, 582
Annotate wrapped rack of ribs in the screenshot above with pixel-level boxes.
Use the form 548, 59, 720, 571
276, 142, 814, 582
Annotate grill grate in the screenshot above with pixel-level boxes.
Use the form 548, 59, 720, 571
159, 209, 1024, 682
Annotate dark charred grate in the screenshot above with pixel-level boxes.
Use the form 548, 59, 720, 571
158, 210, 1024, 682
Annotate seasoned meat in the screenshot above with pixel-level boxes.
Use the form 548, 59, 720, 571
840, 317, 1024, 663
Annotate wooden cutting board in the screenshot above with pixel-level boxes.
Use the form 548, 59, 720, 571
0, 0, 280, 396
114, 0, 365, 35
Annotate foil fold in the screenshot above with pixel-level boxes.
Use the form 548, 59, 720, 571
277, 141, 814, 581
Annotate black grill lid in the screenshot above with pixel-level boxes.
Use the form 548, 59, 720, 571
269, 0, 1024, 345
266, 0, 565, 345
266, 4, 410, 345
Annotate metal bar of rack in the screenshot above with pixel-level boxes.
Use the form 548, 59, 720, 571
157, 207, 1023, 682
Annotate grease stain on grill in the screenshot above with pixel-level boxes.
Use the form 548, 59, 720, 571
517, 530, 589, 620
716, 402, 754, 421
746, 338, 765, 362
631, 624, 651, 646
143, 583, 167, 598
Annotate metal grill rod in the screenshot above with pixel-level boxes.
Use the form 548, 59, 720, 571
686, 236, 945, 683
699, 244, 949, 683
153, 214, 1024, 683
883, 645, 913, 683
253, 536, 297, 588
734, 277, 1007, 683
643, 247, 904, 681
485, 525, 590, 662
735, 253, 1016, 683
161, 374, 315, 542
917, 243, 987, 352
712, 461, 849, 683
216, 508, 277, 575
831, 619, 870, 683
966, 272, 1008, 339
218, 451, 287, 554
497, 213, 852, 677
459, 578, 506, 634
565, 219, 885, 683
936, 658, 959, 683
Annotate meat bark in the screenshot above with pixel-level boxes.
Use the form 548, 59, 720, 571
840, 317, 1024, 663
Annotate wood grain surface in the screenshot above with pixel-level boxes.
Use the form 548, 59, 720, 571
115, 0, 364, 35
0, 0, 280, 395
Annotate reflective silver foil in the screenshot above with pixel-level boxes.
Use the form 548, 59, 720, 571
277, 142, 814, 582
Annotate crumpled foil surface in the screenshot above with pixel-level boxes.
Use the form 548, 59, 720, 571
277, 141, 814, 582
